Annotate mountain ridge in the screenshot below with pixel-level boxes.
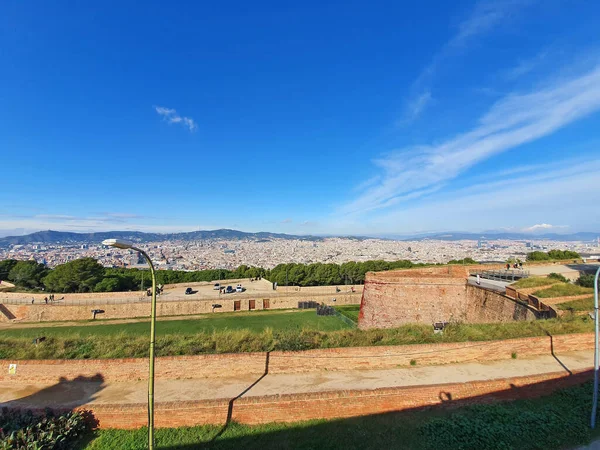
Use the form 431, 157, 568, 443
0, 229, 598, 247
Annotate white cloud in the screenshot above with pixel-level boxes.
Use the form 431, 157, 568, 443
504, 49, 549, 80
281, 218, 292, 224
327, 158, 600, 235
344, 64, 600, 215
154, 106, 197, 132
523, 223, 568, 232
405, 0, 533, 121
402, 90, 432, 123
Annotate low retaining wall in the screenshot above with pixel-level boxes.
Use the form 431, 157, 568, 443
0, 292, 361, 322
9, 369, 592, 429
1, 333, 593, 384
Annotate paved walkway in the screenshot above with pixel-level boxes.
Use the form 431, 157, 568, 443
0, 351, 593, 409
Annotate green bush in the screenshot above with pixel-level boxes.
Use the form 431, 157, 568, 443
0, 408, 95, 449
548, 272, 569, 283
577, 274, 595, 288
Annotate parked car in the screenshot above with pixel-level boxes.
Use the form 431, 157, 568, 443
185, 287, 193, 295
213, 283, 220, 290
225, 285, 234, 293
236, 284, 243, 292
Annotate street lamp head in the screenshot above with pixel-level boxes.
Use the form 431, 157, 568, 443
102, 239, 134, 249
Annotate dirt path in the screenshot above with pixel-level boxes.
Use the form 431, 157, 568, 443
0, 350, 592, 408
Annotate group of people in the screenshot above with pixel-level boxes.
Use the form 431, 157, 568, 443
506, 262, 523, 270
31, 294, 60, 304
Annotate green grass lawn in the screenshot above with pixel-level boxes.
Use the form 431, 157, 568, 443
0, 310, 349, 339
511, 277, 558, 289
556, 297, 595, 311
81, 380, 600, 450
335, 305, 360, 323
533, 283, 594, 298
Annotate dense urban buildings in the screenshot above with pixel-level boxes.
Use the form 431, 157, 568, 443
2, 237, 598, 271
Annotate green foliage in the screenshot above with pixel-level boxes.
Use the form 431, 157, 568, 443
7, 260, 48, 289
43, 257, 104, 293
0, 408, 94, 449
527, 250, 580, 261
410, 359, 417, 366
548, 272, 569, 283
447, 258, 477, 265
0, 259, 18, 281
511, 352, 517, 359
577, 274, 595, 288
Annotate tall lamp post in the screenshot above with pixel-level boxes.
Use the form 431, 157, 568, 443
591, 266, 600, 428
103, 239, 157, 449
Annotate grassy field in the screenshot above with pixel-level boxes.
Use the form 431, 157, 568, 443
0, 309, 349, 339
0, 315, 593, 360
511, 277, 558, 289
533, 283, 594, 298
556, 297, 595, 311
335, 305, 360, 323
82, 380, 599, 450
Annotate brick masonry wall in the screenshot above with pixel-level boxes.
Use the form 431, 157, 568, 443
0, 292, 361, 322
358, 267, 542, 329
18, 369, 590, 429
1, 333, 593, 383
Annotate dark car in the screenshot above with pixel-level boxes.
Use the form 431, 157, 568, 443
225, 285, 234, 293
185, 287, 193, 295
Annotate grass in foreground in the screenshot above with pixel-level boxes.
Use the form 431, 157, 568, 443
83, 380, 599, 450
533, 283, 594, 298
556, 296, 595, 311
0, 315, 593, 360
511, 276, 559, 289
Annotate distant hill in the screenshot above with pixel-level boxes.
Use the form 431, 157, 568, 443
0, 229, 597, 247
0, 229, 324, 247
398, 231, 600, 242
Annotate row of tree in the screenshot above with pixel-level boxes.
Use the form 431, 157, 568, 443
526, 250, 581, 261
0, 257, 426, 293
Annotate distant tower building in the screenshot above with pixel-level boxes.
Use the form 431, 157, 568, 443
477, 240, 482, 249
408, 246, 412, 252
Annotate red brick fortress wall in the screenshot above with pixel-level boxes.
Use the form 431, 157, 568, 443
358, 266, 537, 329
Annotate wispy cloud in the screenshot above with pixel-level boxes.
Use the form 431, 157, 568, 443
345, 64, 600, 215
402, 90, 432, 123
404, 0, 533, 121
154, 106, 197, 132
504, 49, 549, 80
281, 218, 293, 224
523, 223, 568, 232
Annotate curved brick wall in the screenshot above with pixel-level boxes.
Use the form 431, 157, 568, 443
358, 266, 538, 329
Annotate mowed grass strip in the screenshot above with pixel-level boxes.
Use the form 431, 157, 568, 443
0, 315, 594, 360
83, 380, 599, 450
0, 310, 349, 339
335, 305, 360, 323
511, 277, 559, 289
533, 283, 594, 298
556, 297, 595, 311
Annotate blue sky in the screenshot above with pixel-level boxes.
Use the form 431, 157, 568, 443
1, 0, 599, 237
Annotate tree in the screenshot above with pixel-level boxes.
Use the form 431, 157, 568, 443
526, 251, 550, 261
576, 274, 595, 288
43, 257, 105, 293
8, 260, 48, 289
0, 259, 18, 281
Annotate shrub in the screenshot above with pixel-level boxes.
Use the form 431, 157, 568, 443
577, 274, 595, 288
511, 352, 517, 359
548, 273, 569, 283
0, 408, 95, 449
410, 359, 417, 366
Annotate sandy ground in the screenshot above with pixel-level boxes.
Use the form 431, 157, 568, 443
0, 350, 592, 409
527, 263, 600, 280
